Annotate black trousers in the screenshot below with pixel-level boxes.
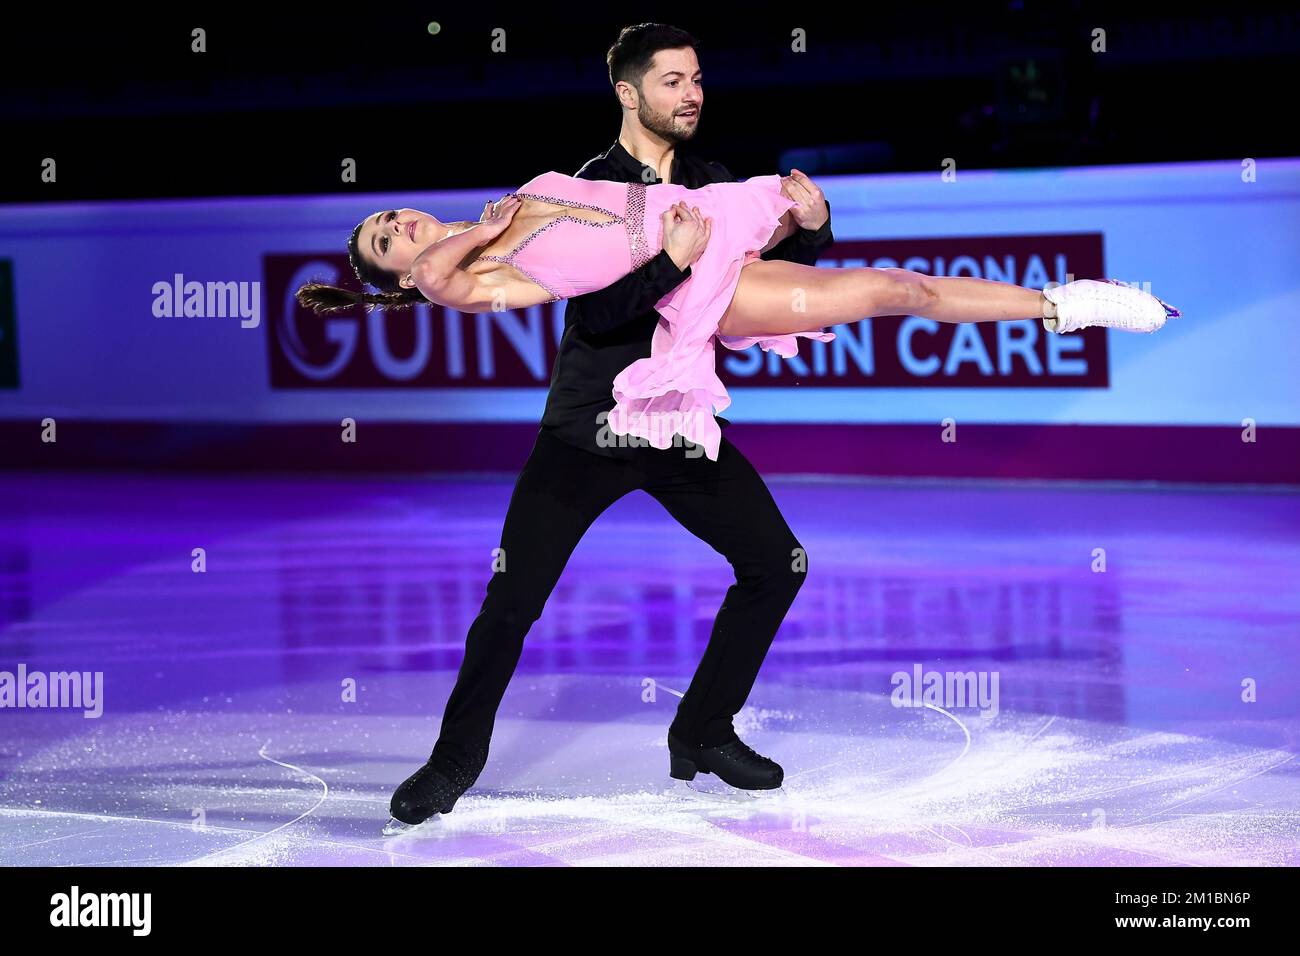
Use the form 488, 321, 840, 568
428, 427, 807, 782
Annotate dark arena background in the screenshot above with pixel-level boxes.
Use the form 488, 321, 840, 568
0, 3, 1296, 933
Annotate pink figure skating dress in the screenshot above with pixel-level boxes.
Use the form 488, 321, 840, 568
476, 171, 836, 460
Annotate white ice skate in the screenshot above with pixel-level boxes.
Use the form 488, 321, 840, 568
1043, 278, 1181, 334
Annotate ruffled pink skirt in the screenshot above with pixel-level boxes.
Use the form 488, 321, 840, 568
605, 174, 835, 460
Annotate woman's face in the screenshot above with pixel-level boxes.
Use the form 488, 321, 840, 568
357, 208, 445, 281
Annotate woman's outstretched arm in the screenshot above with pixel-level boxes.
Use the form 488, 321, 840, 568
407, 198, 539, 312
409, 200, 517, 293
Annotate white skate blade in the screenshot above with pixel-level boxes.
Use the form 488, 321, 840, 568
1152, 292, 1182, 319
672, 778, 788, 805
381, 815, 443, 837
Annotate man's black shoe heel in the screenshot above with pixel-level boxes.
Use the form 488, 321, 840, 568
669, 754, 712, 781
667, 731, 783, 791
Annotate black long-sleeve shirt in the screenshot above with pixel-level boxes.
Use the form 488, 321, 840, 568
537, 140, 835, 458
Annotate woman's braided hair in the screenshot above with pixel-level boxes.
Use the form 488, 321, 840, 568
294, 216, 431, 315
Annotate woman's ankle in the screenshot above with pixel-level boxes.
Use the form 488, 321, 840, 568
1041, 292, 1059, 330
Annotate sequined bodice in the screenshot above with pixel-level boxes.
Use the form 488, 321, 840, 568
473, 172, 654, 303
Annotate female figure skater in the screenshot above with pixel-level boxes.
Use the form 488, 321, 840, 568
297, 170, 1179, 462
299, 172, 1178, 829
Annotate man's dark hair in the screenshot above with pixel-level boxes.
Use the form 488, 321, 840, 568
606, 23, 700, 95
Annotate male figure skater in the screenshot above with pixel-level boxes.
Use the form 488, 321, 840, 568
390, 22, 835, 824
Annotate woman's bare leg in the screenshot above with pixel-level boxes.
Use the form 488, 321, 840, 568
719, 260, 1055, 338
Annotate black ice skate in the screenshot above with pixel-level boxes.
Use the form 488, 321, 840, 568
667, 731, 785, 801
383, 757, 477, 835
